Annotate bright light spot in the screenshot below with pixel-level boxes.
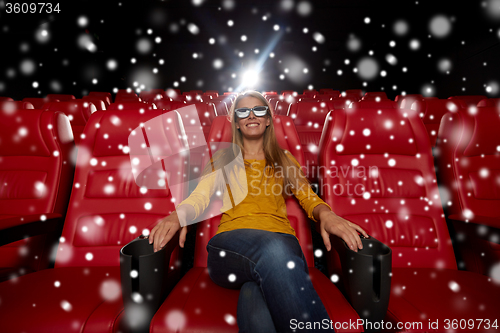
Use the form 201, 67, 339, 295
85, 252, 93, 261
187, 23, 200, 34
393, 20, 409, 35
386, 54, 397, 65
363, 128, 371, 136
60, 300, 72, 312
287, 261, 295, 269
388, 159, 396, 167
224, 314, 236, 325
77, 16, 88, 27
296, 1, 312, 16
274, 24, 280, 31
347, 35, 362, 51
228, 274, 236, 282
241, 70, 259, 88
137, 38, 152, 54
364, 17, 371, 24
166, 310, 187, 331
100, 279, 121, 301
479, 168, 489, 178
448, 281, 460, 292
357, 57, 379, 80
213, 59, 224, 70
331, 274, 339, 283
144, 202, 152, 210
314, 249, 323, 257
429, 15, 452, 38
438, 58, 452, 72
385, 220, 393, 228
20, 59, 36, 75
409, 39, 420, 50
313, 32, 325, 44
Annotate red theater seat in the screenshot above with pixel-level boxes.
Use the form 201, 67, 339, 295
344, 89, 363, 99
318, 106, 500, 331
362, 91, 388, 100
47, 94, 76, 101
81, 96, 107, 111
0, 97, 14, 101
349, 100, 398, 109
275, 99, 292, 115
411, 99, 466, 147
23, 97, 53, 109
477, 98, 500, 108
395, 94, 423, 108
288, 101, 331, 182
0, 101, 34, 110
434, 106, 500, 277
150, 114, 361, 333
88, 92, 112, 106
0, 109, 74, 281
43, 100, 97, 145
115, 90, 141, 103
108, 101, 157, 111
319, 89, 340, 96
155, 100, 186, 111
0, 109, 189, 332
449, 95, 487, 106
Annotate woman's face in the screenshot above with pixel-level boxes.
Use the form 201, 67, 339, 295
235, 96, 271, 139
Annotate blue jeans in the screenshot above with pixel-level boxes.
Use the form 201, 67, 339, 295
206, 228, 335, 333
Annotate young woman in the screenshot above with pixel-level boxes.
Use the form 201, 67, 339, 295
149, 90, 368, 332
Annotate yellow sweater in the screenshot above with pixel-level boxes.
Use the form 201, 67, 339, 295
177, 151, 331, 239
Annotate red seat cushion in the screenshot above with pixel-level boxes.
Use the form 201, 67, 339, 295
151, 267, 361, 333
388, 268, 500, 332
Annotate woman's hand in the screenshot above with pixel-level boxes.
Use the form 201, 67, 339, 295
149, 208, 188, 252
317, 208, 369, 252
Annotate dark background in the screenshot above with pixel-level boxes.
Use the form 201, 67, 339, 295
0, 0, 499, 100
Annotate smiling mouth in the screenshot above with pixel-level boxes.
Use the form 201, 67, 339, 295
246, 123, 260, 127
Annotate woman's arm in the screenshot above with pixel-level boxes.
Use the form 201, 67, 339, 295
313, 204, 369, 252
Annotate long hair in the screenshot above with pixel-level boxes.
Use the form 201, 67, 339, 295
201, 90, 310, 199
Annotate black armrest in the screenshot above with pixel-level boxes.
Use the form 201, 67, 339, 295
331, 235, 392, 331
0, 213, 63, 247
120, 231, 180, 333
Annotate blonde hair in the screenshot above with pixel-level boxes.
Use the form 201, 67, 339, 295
201, 90, 310, 198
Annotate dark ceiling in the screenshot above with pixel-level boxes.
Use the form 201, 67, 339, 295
0, 0, 499, 100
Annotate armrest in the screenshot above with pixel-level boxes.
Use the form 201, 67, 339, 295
0, 213, 63, 247
120, 231, 180, 333
331, 235, 392, 327
447, 214, 500, 244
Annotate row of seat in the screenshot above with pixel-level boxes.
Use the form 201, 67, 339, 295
0, 91, 499, 332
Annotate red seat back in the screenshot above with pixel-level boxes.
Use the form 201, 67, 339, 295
288, 101, 331, 181
318, 107, 457, 271
411, 99, 466, 147
108, 102, 156, 111
43, 100, 97, 144
55, 109, 189, 268
47, 94, 76, 101
435, 106, 500, 223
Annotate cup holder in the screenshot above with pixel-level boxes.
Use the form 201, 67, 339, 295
120, 233, 178, 333
332, 235, 392, 332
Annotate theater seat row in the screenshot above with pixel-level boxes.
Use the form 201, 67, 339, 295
1, 92, 499, 332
